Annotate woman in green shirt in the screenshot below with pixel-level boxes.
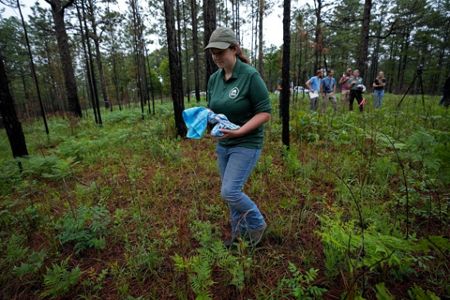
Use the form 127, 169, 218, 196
205, 27, 272, 247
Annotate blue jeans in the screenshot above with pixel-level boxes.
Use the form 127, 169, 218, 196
374, 89, 384, 108
310, 97, 319, 111
216, 145, 266, 236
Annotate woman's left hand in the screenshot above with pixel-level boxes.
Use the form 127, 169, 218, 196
217, 112, 271, 140
218, 128, 243, 139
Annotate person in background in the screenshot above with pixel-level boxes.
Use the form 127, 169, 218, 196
339, 67, 352, 111
373, 71, 386, 108
439, 75, 450, 108
348, 69, 365, 112
205, 27, 271, 247
321, 69, 337, 113
306, 69, 323, 111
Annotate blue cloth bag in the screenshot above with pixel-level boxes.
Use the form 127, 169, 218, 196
182, 107, 210, 139
182, 107, 240, 139
207, 113, 240, 137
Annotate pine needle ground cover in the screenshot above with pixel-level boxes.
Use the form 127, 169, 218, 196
0, 94, 448, 299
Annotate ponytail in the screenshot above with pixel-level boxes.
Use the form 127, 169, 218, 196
230, 44, 250, 64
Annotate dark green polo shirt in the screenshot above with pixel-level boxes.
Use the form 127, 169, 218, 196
207, 58, 271, 149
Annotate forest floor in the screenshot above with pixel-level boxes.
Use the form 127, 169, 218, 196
0, 93, 449, 299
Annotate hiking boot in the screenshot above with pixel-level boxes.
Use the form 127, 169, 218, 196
246, 223, 267, 247
223, 230, 240, 248
223, 238, 236, 248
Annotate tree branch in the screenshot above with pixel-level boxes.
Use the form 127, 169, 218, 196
0, 0, 15, 8
62, 0, 75, 10
368, 19, 399, 39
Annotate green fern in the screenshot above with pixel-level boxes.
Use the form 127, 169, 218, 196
278, 262, 327, 299
18, 155, 75, 180
172, 221, 251, 298
41, 259, 82, 298
56, 205, 110, 254
2, 234, 46, 279
5, 234, 28, 264
317, 215, 419, 277
407, 285, 440, 300
125, 239, 162, 280
375, 282, 395, 300
13, 250, 46, 277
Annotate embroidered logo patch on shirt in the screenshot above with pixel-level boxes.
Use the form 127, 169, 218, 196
229, 87, 240, 99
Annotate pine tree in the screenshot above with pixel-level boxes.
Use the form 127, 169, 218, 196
44, 0, 82, 117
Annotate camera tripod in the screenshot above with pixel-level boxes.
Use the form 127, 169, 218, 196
397, 65, 425, 109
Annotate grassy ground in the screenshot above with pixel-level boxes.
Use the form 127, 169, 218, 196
0, 93, 449, 299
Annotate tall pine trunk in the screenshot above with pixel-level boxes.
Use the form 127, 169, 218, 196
0, 54, 28, 158
45, 0, 82, 117
313, 0, 322, 72
182, 1, 191, 103
258, 0, 264, 79
129, 0, 145, 118
175, 0, 185, 102
106, 0, 121, 110
357, 0, 372, 80
76, 1, 99, 123
190, 0, 201, 102
17, 0, 49, 134
281, 0, 291, 148
87, 0, 110, 109
396, 28, 410, 93
164, 0, 186, 137
203, 0, 217, 86
387, 38, 396, 93
81, 0, 102, 124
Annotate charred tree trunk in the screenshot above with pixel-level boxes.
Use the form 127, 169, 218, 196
106, 0, 120, 110
203, 0, 217, 85
356, 0, 372, 80
144, 46, 155, 114
87, 0, 110, 109
296, 25, 303, 88
45, 0, 82, 117
190, 0, 201, 102
258, 0, 264, 79
396, 28, 410, 93
182, 1, 191, 103
164, 0, 186, 137
313, 0, 322, 72
175, 0, 185, 102
112, 51, 121, 110
369, 38, 380, 85
81, 0, 102, 124
250, 0, 255, 65
303, 32, 308, 81
281, 0, 291, 148
399, 34, 410, 92
130, 0, 145, 118
0, 54, 28, 158
76, 1, 98, 123
235, 0, 240, 42
387, 38, 396, 93
43, 40, 58, 113
20, 71, 31, 119
17, 0, 49, 134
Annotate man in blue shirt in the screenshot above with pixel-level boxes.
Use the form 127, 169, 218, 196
321, 69, 337, 113
306, 69, 323, 111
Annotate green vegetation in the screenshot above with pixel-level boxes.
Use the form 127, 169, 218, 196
0, 94, 448, 298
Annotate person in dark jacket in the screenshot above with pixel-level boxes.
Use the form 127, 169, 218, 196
439, 76, 450, 108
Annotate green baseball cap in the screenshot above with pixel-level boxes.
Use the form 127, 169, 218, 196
204, 27, 238, 50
